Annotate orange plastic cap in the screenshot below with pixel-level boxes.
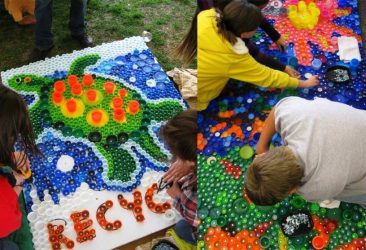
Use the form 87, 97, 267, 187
54, 81, 65, 93
67, 75, 78, 87
312, 235, 328, 249
91, 110, 103, 123
86, 89, 97, 102
71, 83, 83, 96
52, 92, 63, 104
112, 97, 123, 108
128, 100, 140, 114
114, 108, 125, 121
119, 88, 128, 97
66, 100, 77, 113
104, 81, 115, 94
82, 74, 94, 86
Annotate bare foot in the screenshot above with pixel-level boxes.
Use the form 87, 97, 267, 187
18, 15, 36, 25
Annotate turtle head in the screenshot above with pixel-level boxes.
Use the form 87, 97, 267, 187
7, 74, 53, 94
69, 54, 101, 76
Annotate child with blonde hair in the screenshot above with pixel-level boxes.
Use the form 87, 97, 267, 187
245, 97, 366, 208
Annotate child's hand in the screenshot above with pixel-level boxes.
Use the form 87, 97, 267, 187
276, 35, 287, 52
284, 66, 300, 78
298, 76, 319, 88
166, 182, 182, 199
163, 158, 195, 183
12, 171, 24, 196
13, 151, 30, 173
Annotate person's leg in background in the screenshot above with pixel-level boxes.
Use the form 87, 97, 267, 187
174, 219, 197, 246
70, 0, 93, 48
29, 0, 54, 62
0, 238, 19, 250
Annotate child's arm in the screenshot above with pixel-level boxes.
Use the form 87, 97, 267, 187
256, 108, 276, 154
260, 18, 286, 52
229, 54, 319, 89
246, 40, 286, 71
260, 18, 281, 42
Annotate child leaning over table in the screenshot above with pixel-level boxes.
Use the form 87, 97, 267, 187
244, 96, 366, 208
160, 109, 198, 246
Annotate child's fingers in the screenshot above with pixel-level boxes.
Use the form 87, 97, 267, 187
162, 172, 173, 182
163, 175, 174, 183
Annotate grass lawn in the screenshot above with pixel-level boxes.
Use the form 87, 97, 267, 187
0, 0, 196, 73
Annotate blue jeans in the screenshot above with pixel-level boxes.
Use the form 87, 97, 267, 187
0, 239, 19, 250
35, 0, 87, 50
174, 220, 197, 246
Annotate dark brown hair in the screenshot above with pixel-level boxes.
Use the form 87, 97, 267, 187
248, 0, 269, 7
175, 0, 262, 65
215, 0, 270, 9
214, 0, 232, 10
216, 0, 263, 44
244, 146, 304, 206
0, 85, 40, 170
159, 109, 197, 161
174, 10, 199, 66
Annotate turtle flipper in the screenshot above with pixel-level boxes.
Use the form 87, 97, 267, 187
140, 133, 168, 162
146, 100, 184, 122
137, 100, 184, 162
107, 147, 136, 182
69, 54, 101, 76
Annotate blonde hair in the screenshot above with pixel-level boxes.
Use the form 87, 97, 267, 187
244, 146, 303, 205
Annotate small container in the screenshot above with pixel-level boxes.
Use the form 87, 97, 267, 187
142, 31, 152, 42
289, 57, 298, 68
325, 65, 351, 83
164, 209, 176, 221
280, 212, 313, 237
349, 58, 360, 75
312, 58, 322, 70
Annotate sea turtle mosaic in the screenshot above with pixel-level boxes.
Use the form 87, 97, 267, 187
8, 54, 184, 203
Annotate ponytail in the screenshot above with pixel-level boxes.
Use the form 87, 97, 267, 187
248, 0, 269, 7
213, 0, 232, 10
215, 0, 263, 45
215, 8, 237, 44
